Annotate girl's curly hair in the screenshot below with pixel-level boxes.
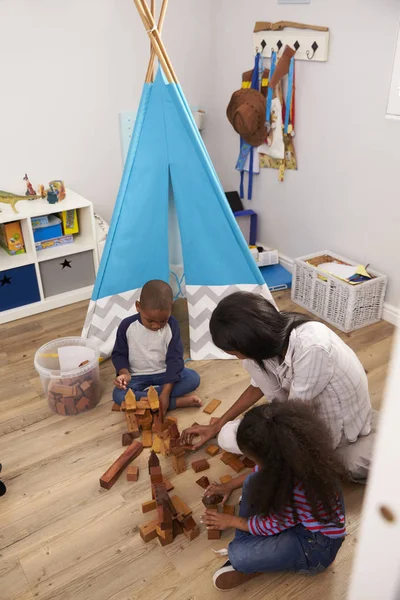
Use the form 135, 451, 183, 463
237, 401, 345, 525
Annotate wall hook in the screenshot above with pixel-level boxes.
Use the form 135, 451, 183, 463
306, 41, 319, 60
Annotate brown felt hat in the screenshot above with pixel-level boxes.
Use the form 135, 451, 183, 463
226, 88, 267, 147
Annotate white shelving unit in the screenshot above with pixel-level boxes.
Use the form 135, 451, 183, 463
0, 189, 99, 324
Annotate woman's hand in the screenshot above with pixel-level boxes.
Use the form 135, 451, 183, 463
201, 510, 235, 531
181, 423, 218, 450
114, 372, 131, 390
204, 481, 233, 505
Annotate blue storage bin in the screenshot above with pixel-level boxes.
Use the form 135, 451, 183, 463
0, 264, 41, 311
33, 215, 63, 243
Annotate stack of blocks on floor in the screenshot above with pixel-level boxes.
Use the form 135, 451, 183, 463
139, 451, 200, 545
104, 388, 253, 544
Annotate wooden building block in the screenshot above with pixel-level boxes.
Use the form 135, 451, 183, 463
147, 386, 160, 411
148, 450, 160, 470
99, 441, 143, 490
208, 528, 221, 540
206, 445, 220, 457
157, 530, 174, 546
135, 408, 146, 416
139, 519, 158, 543
141, 415, 153, 431
125, 412, 139, 434
142, 430, 153, 448
220, 474, 232, 484
163, 477, 174, 492
192, 459, 210, 473
80, 380, 92, 393
136, 399, 151, 410
125, 388, 137, 411
75, 396, 89, 412
184, 525, 200, 541
55, 402, 66, 416
242, 457, 256, 468
221, 452, 245, 472
127, 466, 139, 482
226, 456, 246, 474
142, 499, 157, 513
203, 399, 222, 415
173, 519, 183, 537
150, 467, 163, 484
165, 416, 178, 427
63, 397, 77, 415
122, 432, 135, 446
120, 401, 126, 411
172, 451, 186, 474
180, 515, 197, 531
223, 505, 235, 515
169, 422, 180, 440
196, 476, 210, 489
111, 402, 121, 412
171, 495, 192, 517
49, 384, 76, 396
152, 434, 162, 454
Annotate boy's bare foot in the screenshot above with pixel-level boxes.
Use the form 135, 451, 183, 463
175, 394, 203, 409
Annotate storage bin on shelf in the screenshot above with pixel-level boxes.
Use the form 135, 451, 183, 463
34, 337, 101, 415
291, 251, 387, 333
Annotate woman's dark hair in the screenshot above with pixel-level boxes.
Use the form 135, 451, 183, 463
237, 402, 345, 525
209, 292, 311, 367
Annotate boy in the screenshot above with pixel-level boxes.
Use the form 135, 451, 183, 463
112, 280, 201, 413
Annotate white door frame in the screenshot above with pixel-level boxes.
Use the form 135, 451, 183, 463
349, 329, 400, 599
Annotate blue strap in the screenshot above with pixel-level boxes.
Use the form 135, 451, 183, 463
284, 57, 294, 134
248, 147, 254, 200
240, 170, 244, 198
266, 51, 277, 123
237, 53, 261, 200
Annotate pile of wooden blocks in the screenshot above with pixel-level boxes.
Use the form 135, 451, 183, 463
114, 387, 182, 458
48, 373, 98, 415
139, 451, 200, 546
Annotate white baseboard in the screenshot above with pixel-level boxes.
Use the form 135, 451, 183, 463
383, 303, 400, 327
279, 253, 294, 273
278, 254, 398, 327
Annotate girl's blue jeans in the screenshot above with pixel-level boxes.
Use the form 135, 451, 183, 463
228, 474, 344, 575
112, 368, 200, 410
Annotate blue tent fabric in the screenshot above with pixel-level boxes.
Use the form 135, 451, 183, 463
83, 69, 274, 359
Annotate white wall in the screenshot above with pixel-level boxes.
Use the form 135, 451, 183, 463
0, 0, 213, 222
206, 0, 400, 306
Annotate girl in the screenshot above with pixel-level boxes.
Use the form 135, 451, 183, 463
202, 402, 346, 591
183, 292, 372, 480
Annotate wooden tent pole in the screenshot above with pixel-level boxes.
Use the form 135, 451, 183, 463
133, 0, 177, 83
145, 0, 168, 83
149, 0, 155, 81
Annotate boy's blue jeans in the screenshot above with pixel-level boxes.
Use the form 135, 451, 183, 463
228, 475, 344, 575
112, 368, 200, 410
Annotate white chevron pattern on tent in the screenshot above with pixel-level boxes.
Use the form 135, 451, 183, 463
186, 284, 274, 360
82, 289, 141, 357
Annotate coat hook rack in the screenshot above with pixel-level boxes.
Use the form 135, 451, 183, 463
253, 21, 329, 62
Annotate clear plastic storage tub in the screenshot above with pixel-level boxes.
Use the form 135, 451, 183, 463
34, 337, 101, 415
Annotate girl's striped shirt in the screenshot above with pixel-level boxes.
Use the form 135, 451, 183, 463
248, 476, 345, 539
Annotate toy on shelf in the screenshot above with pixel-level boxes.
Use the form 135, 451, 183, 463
0, 188, 46, 214
0, 221, 25, 255
139, 451, 200, 546
61, 209, 79, 235
23, 173, 36, 196
47, 180, 66, 205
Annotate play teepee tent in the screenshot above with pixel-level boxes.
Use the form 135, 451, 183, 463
82, 0, 274, 360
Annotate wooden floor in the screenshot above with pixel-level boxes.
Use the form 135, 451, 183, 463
0, 291, 395, 600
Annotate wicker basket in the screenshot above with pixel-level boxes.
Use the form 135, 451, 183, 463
291, 251, 388, 333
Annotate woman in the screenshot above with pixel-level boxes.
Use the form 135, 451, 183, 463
182, 292, 372, 479
202, 402, 345, 591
